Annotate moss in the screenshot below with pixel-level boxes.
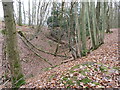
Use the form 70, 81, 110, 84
66, 79, 74, 85
76, 78, 92, 85
0, 29, 6, 35
62, 77, 69, 81
94, 68, 98, 71
79, 77, 92, 84
81, 50, 87, 56
76, 80, 81, 85
69, 70, 77, 73
72, 76, 77, 80
14, 62, 20, 68
42, 65, 58, 71
49, 74, 55, 81
12, 74, 25, 88
18, 31, 24, 37
42, 67, 52, 71
99, 66, 108, 72
92, 82, 100, 85
52, 65, 58, 68
83, 69, 90, 72
79, 70, 86, 76
67, 86, 71, 88
71, 65, 80, 70
113, 66, 120, 70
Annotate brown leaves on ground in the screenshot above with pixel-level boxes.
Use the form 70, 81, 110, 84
21, 29, 119, 88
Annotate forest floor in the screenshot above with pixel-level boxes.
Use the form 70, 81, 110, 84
0, 22, 119, 88
21, 28, 119, 88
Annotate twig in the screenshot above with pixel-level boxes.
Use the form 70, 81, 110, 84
62, 58, 74, 63
3, 79, 10, 86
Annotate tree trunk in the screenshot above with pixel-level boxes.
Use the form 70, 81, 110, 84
86, 2, 93, 49
80, 2, 87, 56
18, 0, 22, 26
74, 2, 81, 58
100, 2, 106, 44
106, 2, 111, 33
23, 2, 26, 25
28, 0, 31, 26
69, 2, 77, 59
96, 2, 101, 45
2, 1, 25, 88
37, 0, 41, 25
91, 2, 98, 48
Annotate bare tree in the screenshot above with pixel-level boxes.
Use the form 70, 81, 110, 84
28, 0, 31, 26
18, 0, 22, 26
2, 1, 25, 88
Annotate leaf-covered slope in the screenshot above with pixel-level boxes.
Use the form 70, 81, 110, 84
21, 29, 119, 88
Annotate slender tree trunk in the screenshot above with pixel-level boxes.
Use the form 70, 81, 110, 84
89, 3, 96, 49
91, 2, 98, 47
74, 2, 81, 58
18, 0, 22, 26
31, 0, 36, 26
86, 2, 93, 49
23, 2, 26, 25
106, 2, 111, 33
37, 0, 41, 25
2, 1, 25, 88
96, 2, 101, 45
28, 0, 31, 26
69, 2, 77, 59
109, 1, 113, 28
100, 2, 106, 44
80, 2, 87, 56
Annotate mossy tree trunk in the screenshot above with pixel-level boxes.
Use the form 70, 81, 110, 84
80, 2, 87, 56
96, 2, 101, 45
86, 2, 96, 50
86, 2, 93, 49
91, 2, 98, 48
69, 2, 78, 59
74, 2, 81, 58
2, 1, 25, 88
100, 2, 106, 44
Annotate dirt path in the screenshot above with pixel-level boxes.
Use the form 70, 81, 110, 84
21, 29, 119, 88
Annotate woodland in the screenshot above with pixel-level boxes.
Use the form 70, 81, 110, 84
0, 0, 119, 89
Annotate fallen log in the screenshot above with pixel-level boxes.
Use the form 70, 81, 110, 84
18, 31, 53, 66
18, 31, 71, 58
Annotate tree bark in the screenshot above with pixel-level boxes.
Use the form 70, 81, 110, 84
74, 2, 81, 58
106, 2, 111, 33
22, 2, 26, 25
28, 0, 31, 26
18, 0, 22, 26
2, 1, 25, 88
80, 2, 87, 56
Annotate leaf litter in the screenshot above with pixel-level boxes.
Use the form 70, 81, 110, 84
20, 29, 119, 88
